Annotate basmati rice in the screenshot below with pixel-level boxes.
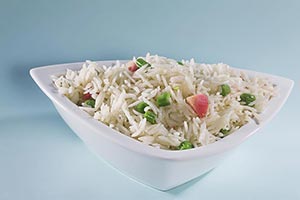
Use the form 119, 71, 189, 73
53, 54, 276, 150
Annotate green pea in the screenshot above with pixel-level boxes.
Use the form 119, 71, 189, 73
220, 84, 231, 97
144, 111, 156, 124
136, 58, 150, 68
178, 141, 194, 150
157, 92, 171, 107
240, 93, 256, 106
177, 61, 183, 66
134, 102, 148, 114
85, 99, 95, 108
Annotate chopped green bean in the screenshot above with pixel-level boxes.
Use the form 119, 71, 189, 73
220, 129, 230, 138
240, 93, 256, 105
157, 92, 171, 107
178, 141, 194, 150
85, 99, 95, 108
220, 128, 230, 134
144, 111, 156, 124
136, 58, 150, 68
220, 84, 231, 97
134, 102, 148, 113
177, 61, 183, 66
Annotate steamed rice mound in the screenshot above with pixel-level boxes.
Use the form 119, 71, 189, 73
53, 54, 276, 150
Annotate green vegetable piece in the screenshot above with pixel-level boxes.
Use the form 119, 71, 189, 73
157, 92, 171, 107
85, 99, 95, 108
240, 93, 256, 105
220, 84, 231, 97
178, 141, 194, 150
173, 86, 180, 91
177, 61, 183, 66
135, 102, 148, 113
136, 58, 150, 68
144, 111, 156, 124
220, 129, 230, 138
220, 129, 230, 134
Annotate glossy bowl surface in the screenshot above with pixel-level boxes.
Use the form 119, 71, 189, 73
30, 61, 294, 190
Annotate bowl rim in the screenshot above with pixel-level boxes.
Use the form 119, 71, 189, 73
30, 60, 294, 161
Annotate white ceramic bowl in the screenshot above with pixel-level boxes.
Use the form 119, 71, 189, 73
30, 61, 293, 190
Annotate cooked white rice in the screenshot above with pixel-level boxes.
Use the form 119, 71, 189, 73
53, 54, 276, 150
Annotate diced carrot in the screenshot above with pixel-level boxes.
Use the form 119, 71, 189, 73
127, 61, 138, 72
186, 94, 209, 118
82, 93, 92, 101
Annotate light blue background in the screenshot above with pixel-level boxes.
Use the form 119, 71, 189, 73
0, 0, 299, 199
